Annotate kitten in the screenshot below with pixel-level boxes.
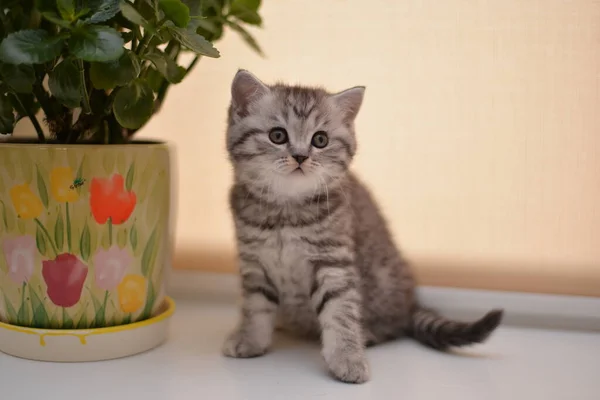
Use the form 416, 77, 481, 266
223, 70, 504, 384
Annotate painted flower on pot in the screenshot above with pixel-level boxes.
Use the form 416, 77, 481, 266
50, 167, 79, 203
2, 235, 36, 284
93, 246, 132, 291
90, 174, 136, 225
42, 253, 88, 308
9, 184, 43, 219
117, 274, 147, 313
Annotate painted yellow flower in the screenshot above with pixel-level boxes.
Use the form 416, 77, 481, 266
50, 167, 78, 203
9, 184, 43, 219
117, 274, 147, 313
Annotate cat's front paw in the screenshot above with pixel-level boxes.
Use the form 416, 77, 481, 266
326, 351, 371, 384
222, 330, 268, 358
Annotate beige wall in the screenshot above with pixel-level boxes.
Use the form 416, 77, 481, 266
18, 0, 600, 296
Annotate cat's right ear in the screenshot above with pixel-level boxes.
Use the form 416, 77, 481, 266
231, 69, 269, 117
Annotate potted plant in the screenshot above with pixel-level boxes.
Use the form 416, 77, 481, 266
0, 0, 263, 360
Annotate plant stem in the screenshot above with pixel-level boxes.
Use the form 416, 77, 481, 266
108, 217, 113, 246
65, 203, 72, 253
136, 32, 156, 57
136, 18, 166, 57
34, 218, 58, 257
12, 93, 45, 143
31, 84, 53, 120
78, 59, 92, 114
102, 290, 109, 325
185, 55, 200, 76
21, 281, 26, 314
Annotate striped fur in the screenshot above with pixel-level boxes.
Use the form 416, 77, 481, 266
222, 70, 504, 384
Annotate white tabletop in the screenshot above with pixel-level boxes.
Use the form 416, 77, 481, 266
1, 288, 599, 400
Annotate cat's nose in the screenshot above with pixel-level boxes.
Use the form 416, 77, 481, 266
292, 155, 308, 165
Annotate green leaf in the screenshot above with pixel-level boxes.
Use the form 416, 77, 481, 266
125, 163, 135, 191
229, 0, 262, 26
17, 300, 31, 326
0, 201, 10, 230
0, 94, 15, 134
0, 64, 36, 92
29, 286, 50, 328
76, 310, 88, 329
54, 209, 65, 251
35, 224, 47, 255
4, 295, 19, 323
89, 294, 101, 328
167, 25, 220, 58
48, 59, 81, 108
144, 51, 185, 84
129, 224, 138, 251
80, 222, 91, 261
226, 20, 263, 56
119, 1, 154, 32
121, 313, 132, 325
49, 310, 60, 328
146, 67, 164, 92
112, 80, 154, 129
193, 17, 223, 41
93, 291, 109, 327
141, 228, 158, 277
36, 165, 49, 208
159, 0, 190, 28
57, 0, 75, 20
36, 0, 58, 12
76, 155, 86, 180
69, 25, 125, 62
83, 0, 121, 24
0, 30, 64, 65
231, 0, 261, 12
181, 0, 201, 15
41, 12, 73, 28
141, 280, 155, 320
62, 308, 74, 329
90, 50, 138, 90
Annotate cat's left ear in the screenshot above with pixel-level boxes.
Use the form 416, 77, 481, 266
331, 86, 365, 122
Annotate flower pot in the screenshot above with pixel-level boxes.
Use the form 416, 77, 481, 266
0, 139, 173, 331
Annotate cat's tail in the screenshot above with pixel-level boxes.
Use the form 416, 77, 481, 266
407, 306, 504, 351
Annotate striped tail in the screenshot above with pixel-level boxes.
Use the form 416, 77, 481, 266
408, 307, 504, 351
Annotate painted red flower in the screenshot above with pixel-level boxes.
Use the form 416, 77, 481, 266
90, 174, 137, 225
42, 253, 88, 308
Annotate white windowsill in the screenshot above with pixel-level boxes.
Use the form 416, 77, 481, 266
1, 270, 599, 400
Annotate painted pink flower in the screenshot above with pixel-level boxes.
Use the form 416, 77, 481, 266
93, 245, 132, 291
2, 235, 37, 284
42, 253, 88, 308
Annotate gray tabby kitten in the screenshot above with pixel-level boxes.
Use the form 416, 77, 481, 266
223, 70, 504, 384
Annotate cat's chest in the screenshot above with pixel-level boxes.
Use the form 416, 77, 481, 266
257, 229, 313, 295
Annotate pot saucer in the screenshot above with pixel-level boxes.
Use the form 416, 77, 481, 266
0, 297, 175, 362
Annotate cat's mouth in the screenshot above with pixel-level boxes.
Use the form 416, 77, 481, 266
292, 167, 305, 175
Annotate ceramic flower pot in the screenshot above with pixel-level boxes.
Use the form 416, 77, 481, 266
0, 140, 172, 330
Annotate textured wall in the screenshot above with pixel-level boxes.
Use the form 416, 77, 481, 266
15, 0, 600, 296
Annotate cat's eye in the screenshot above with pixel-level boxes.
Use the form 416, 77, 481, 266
311, 131, 329, 148
269, 128, 288, 144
